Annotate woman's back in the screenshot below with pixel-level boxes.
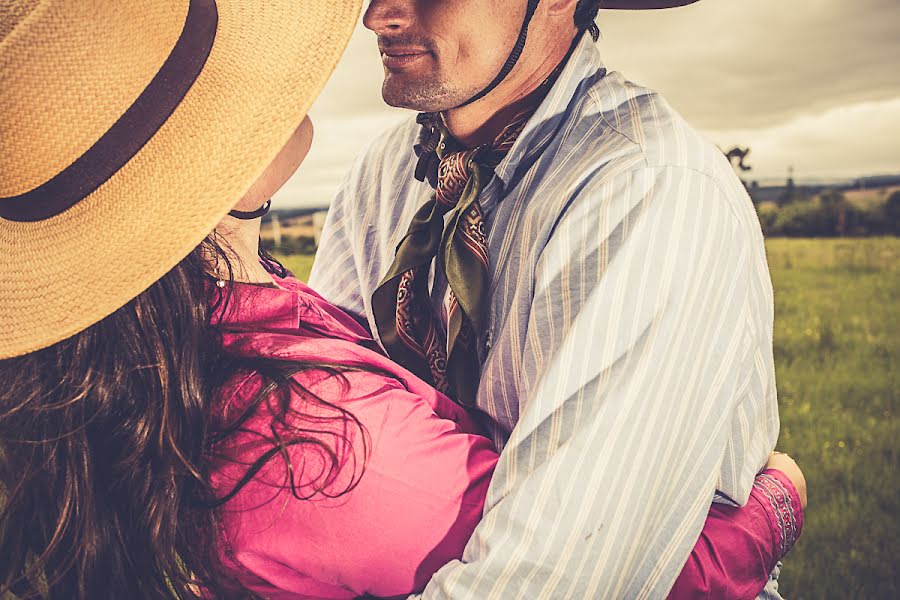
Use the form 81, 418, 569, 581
208, 275, 498, 598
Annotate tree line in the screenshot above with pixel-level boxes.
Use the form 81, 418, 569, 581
753, 190, 899, 237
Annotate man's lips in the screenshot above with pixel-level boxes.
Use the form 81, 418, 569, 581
380, 47, 431, 69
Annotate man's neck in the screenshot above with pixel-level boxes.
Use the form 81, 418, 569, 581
442, 30, 578, 148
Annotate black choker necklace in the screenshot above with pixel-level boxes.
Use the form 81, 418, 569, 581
229, 199, 271, 220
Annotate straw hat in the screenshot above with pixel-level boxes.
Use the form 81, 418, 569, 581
0, 0, 361, 359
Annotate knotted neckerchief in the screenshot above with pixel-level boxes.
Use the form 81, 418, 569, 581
370, 73, 564, 407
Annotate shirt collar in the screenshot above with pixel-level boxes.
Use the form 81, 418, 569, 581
492, 33, 608, 189
211, 271, 372, 344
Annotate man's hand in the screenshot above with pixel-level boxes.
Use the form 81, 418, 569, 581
766, 451, 808, 510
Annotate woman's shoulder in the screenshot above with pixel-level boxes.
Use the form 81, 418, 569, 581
211, 364, 498, 598
214, 363, 492, 493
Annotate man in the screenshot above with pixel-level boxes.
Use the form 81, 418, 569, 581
310, 0, 791, 597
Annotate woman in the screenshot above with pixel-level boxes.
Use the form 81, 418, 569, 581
0, 1, 804, 599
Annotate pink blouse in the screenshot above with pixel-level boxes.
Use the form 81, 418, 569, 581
208, 273, 802, 600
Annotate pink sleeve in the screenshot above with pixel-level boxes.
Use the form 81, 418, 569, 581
339, 380, 499, 597
220, 371, 499, 600
668, 469, 804, 600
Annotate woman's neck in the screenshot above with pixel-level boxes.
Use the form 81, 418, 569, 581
212, 217, 274, 284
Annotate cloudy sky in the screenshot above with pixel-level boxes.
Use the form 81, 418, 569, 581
276, 0, 900, 208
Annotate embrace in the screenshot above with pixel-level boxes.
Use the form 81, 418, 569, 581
0, 1, 808, 599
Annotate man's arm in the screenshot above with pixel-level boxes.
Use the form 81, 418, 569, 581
414, 165, 778, 599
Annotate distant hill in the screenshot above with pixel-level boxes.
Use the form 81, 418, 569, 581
268, 176, 900, 211
263, 206, 328, 223
850, 174, 900, 189
265, 173, 900, 239
747, 173, 900, 205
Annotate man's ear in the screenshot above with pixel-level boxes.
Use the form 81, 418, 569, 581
544, 0, 581, 18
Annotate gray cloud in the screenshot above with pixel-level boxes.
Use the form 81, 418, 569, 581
705, 97, 900, 181
598, 0, 900, 128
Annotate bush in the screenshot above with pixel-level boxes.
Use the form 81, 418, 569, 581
757, 191, 888, 237
885, 191, 900, 235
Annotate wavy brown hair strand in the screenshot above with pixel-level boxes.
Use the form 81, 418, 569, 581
0, 237, 370, 599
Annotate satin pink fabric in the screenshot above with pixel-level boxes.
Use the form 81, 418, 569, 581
670, 468, 804, 600
209, 275, 497, 599
207, 272, 801, 599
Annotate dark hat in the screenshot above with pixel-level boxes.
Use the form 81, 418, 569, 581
603, 0, 699, 8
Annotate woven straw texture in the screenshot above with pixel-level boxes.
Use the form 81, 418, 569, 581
0, 0, 361, 359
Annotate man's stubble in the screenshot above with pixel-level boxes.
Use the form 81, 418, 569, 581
381, 71, 484, 113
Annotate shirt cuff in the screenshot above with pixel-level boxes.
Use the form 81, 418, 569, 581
751, 468, 804, 560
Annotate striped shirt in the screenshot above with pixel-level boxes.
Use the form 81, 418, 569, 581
310, 33, 780, 600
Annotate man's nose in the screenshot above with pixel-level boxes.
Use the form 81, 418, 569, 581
363, 0, 413, 34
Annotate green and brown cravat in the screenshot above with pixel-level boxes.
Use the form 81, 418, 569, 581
370, 102, 540, 407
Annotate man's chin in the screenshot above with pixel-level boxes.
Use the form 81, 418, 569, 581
381, 76, 461, 113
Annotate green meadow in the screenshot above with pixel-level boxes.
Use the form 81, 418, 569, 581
280, 237, 899, 599
764, 238, 898, 599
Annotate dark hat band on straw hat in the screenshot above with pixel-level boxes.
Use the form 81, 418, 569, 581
229, 199, 272, 220
0, 0, 218, 223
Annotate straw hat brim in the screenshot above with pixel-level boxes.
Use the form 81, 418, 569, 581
0, 0, 361, 359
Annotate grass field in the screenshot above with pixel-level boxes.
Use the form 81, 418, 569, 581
279, 237, 899, 599
764, 238, 898, 599
276, 253, 315, 282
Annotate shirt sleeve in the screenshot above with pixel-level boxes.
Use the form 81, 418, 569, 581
669, 469, 805, 600
412, 165, 779, 599
219, 370, 499, 599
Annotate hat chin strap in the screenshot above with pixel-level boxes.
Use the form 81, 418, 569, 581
228, 199, 271, 220
454, 0, 541, 109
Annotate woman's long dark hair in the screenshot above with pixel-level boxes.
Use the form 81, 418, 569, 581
0, 236, 369, 599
